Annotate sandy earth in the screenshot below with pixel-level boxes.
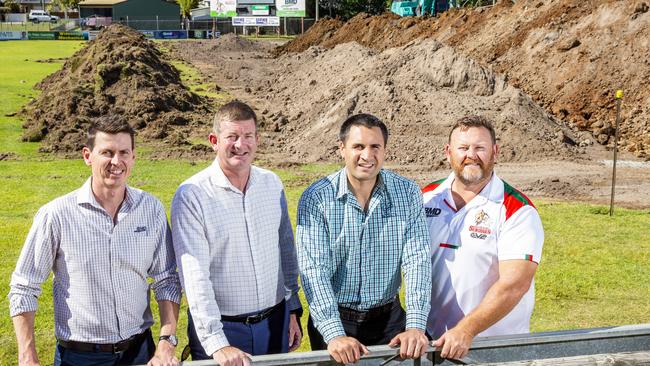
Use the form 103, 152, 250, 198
19, 6, 650, 208
165, 34, 650, 209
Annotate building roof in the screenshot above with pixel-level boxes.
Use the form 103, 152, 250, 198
79, 0, 127, 5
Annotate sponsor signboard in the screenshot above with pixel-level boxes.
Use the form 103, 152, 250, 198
276, 0, 306, 17
210, 0, 237, 17
137, 30, 188, 39
28, 31, 57, 40
0, 31, 27, 40
57, 31, 86, 41
232, 16, 280, 26
251, 5, 270, 15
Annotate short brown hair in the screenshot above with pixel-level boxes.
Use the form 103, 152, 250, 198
449, 115, 496, 144
213, 100, 258, 133
86, 115, 135, 150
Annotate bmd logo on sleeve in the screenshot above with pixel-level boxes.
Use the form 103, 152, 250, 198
425, 207, 442, 217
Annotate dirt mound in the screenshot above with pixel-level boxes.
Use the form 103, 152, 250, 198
273, 17, 344, 55
22, 24, 212, 155
256, 39, 580, 167
211, 33, 267, 52
275, 13, 440, 55
275, 1, 650, 158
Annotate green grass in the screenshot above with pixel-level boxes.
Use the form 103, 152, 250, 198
2, 40, 650, 364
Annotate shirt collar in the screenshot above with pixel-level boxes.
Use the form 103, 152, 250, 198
209, 158, 256, 193
446, 171, 499, 205
335, 168, 391, 212
76, 177, 137, 212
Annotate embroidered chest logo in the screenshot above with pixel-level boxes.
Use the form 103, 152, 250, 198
468, 210, 492, 240
425, 207, 442, 217
134, 226, 147, 233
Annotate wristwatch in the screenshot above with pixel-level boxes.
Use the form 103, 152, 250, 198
159, 334, 178, 347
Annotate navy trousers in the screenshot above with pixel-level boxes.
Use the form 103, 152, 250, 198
187, 300, 289, 360
54, 331, 155, 366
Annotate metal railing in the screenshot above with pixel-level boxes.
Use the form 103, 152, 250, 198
171, 324, 650, 365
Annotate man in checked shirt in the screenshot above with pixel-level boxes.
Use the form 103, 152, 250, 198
297, 113, 432, 364
171, 100, 302, 366
9, 116, 182, 366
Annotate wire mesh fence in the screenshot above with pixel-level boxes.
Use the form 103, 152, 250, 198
1, 17, 315, 37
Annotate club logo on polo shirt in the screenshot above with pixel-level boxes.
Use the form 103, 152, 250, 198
425, 207, 442, 217
469, 210, 491, 240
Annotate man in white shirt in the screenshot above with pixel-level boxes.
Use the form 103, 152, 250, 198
171, 100, 302, 366
422, 115, 544, 360
9, 116, 181, 366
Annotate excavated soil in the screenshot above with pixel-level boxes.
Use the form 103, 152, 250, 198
169, 24, 650, 207
276, 0, 650, 159
21, 24, 213, 156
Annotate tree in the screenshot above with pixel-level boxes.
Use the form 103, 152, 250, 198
177, 0, 199, 29
51, 0, 81, 19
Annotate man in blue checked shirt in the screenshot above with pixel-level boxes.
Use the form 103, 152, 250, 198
9, 116, 181, 366
297, 113, 432, 364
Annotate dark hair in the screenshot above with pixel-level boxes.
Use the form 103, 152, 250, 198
213, 100, 258, 133
86, 115, 135, 150
449, 115, 497, 144
339, 113, 389, 145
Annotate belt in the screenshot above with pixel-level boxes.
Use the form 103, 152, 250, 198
57, 329, 150, 354
221, 300, 284, 325
339, 298, 398, 323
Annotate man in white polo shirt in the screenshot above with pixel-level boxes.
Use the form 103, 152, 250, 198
422, 115, 544, 360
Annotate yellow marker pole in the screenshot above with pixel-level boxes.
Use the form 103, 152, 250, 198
609, 89, 624, 216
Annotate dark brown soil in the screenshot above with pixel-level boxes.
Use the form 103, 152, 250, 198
21, 24, 213, 156
275, 0, 650, 158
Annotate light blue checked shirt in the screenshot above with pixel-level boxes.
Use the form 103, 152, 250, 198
297, 168, 432, 343
8, 178, 181, 343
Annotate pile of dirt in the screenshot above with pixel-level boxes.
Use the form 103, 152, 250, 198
275, 0, 650, 158
173, 37, 582, 168
22, 24, 212, 155
272, 17, 344, 56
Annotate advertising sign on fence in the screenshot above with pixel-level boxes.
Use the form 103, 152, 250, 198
57, 31, 86, 41
211, 0, 237, 17
232, 16, 280, 26
0, 31, 27, 40
28, 31, 57, 40
276, 0, 306, 17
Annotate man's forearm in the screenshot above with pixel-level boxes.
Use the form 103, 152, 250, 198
455, 260, 537, 337
12, 312, 39, 364
158, 300, 180, 336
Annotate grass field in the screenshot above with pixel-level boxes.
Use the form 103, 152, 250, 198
0, 40, 648, 364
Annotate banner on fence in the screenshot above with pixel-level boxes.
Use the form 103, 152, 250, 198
28, 31, 58, 40
140, 30, 188, 39
232, 16, 280, 26
276, 0, 306, 17
0, 31, 27, 40
191, 30, 221, 39
57, 31, 86, 41
211, 0, 237, 17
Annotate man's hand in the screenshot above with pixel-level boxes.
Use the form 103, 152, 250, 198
388, 328, 428, 359
147, 340, 179, 366
213, 346, 251, 366
327, 336, 369, 364
288, 313, 302, 352
432, 325, 474, 360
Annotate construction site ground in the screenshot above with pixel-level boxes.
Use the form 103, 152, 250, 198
20, 0, 650, 208
166, 25, 650, 208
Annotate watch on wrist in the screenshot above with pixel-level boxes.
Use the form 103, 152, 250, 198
159, 334, 178, 347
